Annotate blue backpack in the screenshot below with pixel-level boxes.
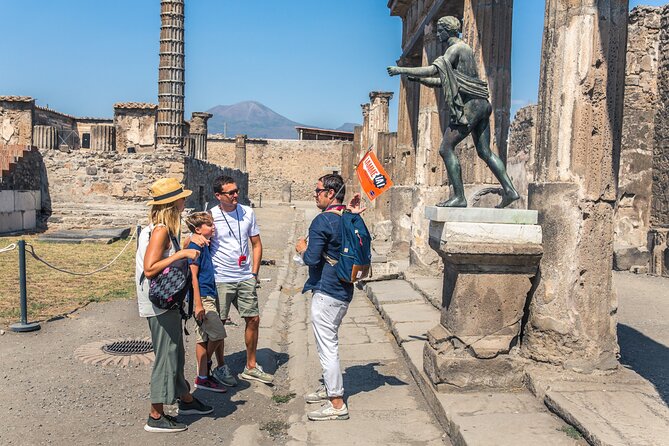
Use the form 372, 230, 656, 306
327, 210, 372, 283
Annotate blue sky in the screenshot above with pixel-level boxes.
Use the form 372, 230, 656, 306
0, 0, 664, 130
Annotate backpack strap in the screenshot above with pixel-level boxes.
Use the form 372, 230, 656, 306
321, 208, 344, 265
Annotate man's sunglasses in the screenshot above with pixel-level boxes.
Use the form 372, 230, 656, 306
218, 189, 240, 196
314, 188, 330, 195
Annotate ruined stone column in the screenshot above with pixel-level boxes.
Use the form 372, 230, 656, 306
415, 24, 444, 187
360, 103, 370, 153
368, 91, 393, 155
157, 0, 185, 150
524, 0, 629, 372
90, 125, 115, 152
651, 7, 669, 232
190, 112, 212, 160
462, 0, 513, 169
235, 134, 247, 172
32, 125, 58, 150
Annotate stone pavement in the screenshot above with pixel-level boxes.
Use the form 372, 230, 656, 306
365, 274, 669, 446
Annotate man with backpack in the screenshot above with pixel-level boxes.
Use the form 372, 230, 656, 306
295, 173, 368, 421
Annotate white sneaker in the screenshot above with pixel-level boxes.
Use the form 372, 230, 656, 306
305, 385, 328, 404
307, 401, 349, 421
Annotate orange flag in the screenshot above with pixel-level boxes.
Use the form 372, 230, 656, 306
356, 150, 393, 201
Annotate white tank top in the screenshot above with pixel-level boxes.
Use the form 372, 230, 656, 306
135, 223, 177, 318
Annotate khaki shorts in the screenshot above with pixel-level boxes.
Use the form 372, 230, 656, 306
216, 278, 259, 319
194, 296, 227, 343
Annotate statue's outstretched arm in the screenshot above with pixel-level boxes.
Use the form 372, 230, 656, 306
409, 76, 441, 87
387, 65, 438, 77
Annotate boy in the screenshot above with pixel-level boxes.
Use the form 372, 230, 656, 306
185, 212, 227, 393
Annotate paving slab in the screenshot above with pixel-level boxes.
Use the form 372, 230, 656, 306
366, 279, 424, 307
407, 275, 443, 309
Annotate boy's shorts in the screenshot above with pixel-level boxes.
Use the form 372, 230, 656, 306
195, 296, 227, 344
216, 278, 259, 319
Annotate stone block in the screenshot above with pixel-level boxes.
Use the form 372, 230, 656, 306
613, 245, 650, 271
425, 206, 538, 224
14, 191, 37, 211
22, 210, 36, 229
0, 211, 23, 233
0, 190, 14, 213
429, 221, 542, 245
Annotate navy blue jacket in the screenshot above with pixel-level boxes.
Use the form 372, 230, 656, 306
302, 209, 354, 302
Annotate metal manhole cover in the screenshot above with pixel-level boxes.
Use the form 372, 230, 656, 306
102, 339, 153, 356
75, 338, 155, 367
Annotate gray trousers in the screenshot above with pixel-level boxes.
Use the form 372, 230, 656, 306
147, 310, 189, 404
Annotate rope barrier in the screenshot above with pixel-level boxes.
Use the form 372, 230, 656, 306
24, 227, 138, 276
0, 243, 17, 254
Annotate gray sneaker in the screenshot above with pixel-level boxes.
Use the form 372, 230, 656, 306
212, 364, 238, 387
144, 414, 187, 432
307, 401, 349, 421
305, 385, 328, 404
240, 364, 274, 384
177, 397, 213, 416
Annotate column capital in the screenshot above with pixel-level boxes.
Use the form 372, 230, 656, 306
369, 91, 394, 104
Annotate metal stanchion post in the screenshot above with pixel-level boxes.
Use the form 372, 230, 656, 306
10, 240, 41, 333
136, 225, 141, 249
259, 193, 262, 208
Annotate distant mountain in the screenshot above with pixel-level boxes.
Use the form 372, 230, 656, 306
207, 101, 305, 139
336, 123, 358, 132
206, 101, 360, 139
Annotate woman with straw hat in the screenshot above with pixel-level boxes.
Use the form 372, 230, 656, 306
136, 178, 213, 433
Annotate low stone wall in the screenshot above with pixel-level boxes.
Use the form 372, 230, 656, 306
208, 138, 344, 202
184, 157, 249, 211
0, 189, 40, 234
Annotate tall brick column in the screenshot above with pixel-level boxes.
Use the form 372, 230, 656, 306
523, 0, 629, 372
157, 0, 185, 150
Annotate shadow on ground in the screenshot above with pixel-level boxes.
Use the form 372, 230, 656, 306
343, 362, 408, 397
618, 323, 669, 405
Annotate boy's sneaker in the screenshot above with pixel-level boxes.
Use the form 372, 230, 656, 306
212, 364, 238, 387
305, 385, 328, 404
240, 364, 274, 384
194, 376, 226, 393
177, 397, 213, 416
307, 401, 349, 421
144, 414, 187, 433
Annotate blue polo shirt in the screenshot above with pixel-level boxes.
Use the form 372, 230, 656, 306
187, 242, 218, 298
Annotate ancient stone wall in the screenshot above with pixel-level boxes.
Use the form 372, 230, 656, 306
614, 6, 662, 270
506, 105, 537, 210
0, 97, 34, 146
183, 158, 249, 211
34, 107, 79, 149
208, 138, 344, 202
652, 5, 669, 228
113, 103, 157, 153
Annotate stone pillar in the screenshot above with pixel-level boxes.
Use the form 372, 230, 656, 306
368, 91, 393, 154
462, 0, 513, 168
395, 68, 419, 186
235, 134, 247, 172
190, 112, 212, 160
32, 125, 58, 150
523, 0, 629, 372
184, 136, 195, 158
651, 7, 669, 231
157, 0, 185, 150
649, 228, 668, 277
416, 24, 444, 187
360, 103, 371, 153
90, 125, 115, 152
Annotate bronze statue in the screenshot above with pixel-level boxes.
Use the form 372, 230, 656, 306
388, 16, 519, 208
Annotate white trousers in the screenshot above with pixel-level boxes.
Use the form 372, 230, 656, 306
311, 291, 349, 397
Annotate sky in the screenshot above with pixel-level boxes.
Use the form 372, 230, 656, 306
0, 0, 665, 131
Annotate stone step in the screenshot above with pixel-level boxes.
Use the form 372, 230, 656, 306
47, 202, 148, 230
365, 279, 583, 446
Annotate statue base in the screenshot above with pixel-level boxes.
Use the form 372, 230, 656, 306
424, 207, 542, 391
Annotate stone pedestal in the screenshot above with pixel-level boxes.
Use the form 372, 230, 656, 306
423, 207, 542, 391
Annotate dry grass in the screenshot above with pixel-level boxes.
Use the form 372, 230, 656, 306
0, 235, 135, 327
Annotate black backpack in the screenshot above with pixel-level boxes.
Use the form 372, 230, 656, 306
143, 233, 193, 320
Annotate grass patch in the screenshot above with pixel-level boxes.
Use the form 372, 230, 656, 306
272, 392, 296, 404
0, 235, 135, 327
558, 425, 583, 439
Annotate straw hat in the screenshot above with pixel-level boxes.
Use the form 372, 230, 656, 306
146, 178, 192, 206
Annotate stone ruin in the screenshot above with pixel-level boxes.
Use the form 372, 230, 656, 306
0, 0, 247, 233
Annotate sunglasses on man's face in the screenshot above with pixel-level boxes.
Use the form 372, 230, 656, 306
314, 188, 330, 195
218, 189, 240, 196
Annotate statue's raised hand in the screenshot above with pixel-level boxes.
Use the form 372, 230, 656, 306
387, 66, 400, 76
